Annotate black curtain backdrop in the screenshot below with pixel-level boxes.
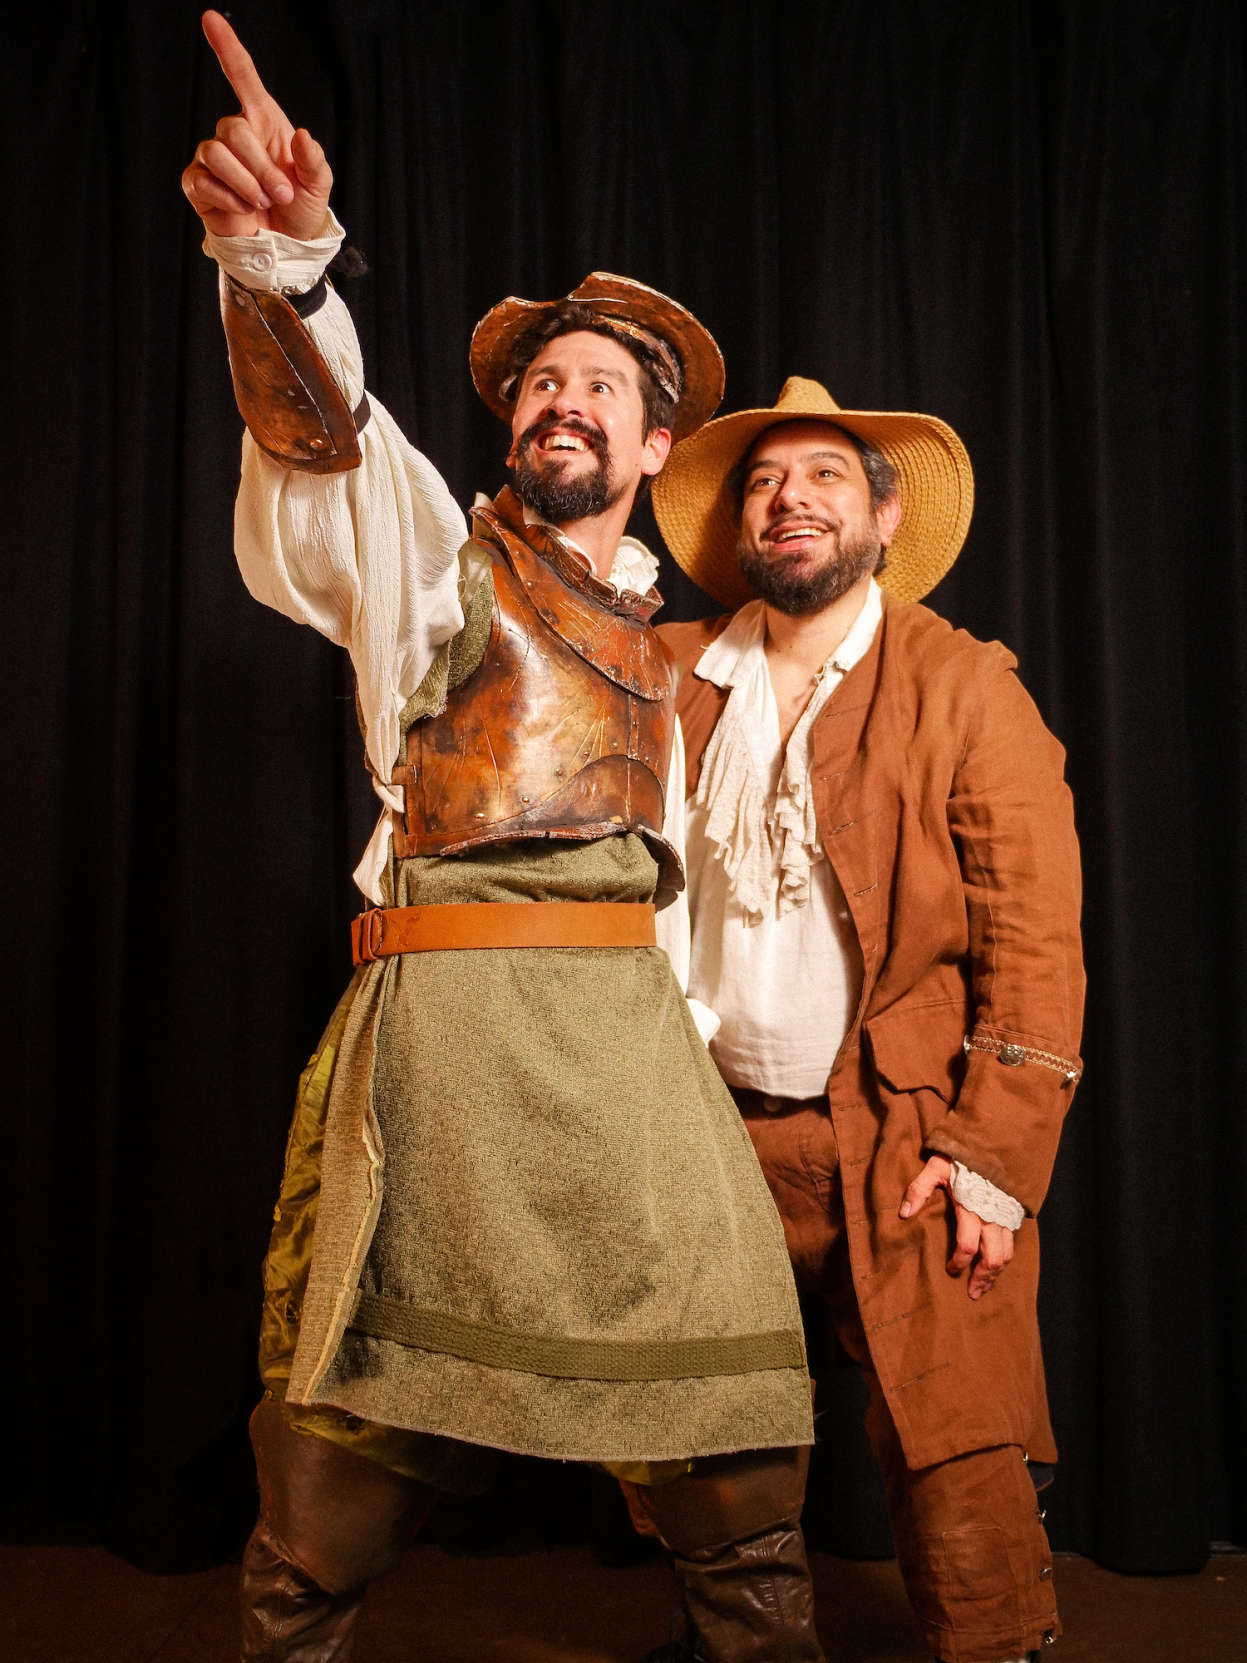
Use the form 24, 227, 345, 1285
4, 0, 1245, 1578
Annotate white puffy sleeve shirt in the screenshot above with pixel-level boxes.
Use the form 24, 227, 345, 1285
204, 216, 713, 1039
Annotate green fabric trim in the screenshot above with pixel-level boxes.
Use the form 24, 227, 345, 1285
349, 1289, 805, 1381
395, 648, 449, 739
393, 560, 495, 754
448, 551, 495, 691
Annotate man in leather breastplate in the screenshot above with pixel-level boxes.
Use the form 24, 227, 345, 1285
183, 14, 822, 1663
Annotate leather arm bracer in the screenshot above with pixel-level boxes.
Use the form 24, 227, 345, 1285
221, 273, 370, 474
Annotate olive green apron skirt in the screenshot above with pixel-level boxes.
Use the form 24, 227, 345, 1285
260, 834, 812, 1490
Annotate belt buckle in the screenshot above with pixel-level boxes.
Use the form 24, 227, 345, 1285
355, 908, 387, 963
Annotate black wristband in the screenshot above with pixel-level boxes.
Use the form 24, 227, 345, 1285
289, 274, 329, 320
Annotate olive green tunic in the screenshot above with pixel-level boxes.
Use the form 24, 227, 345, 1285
263, 832, 811, 1483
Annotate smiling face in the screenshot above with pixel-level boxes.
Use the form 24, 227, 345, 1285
508, 330, 672, 525
736, 419, 901, 616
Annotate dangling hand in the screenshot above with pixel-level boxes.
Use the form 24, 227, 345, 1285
181, 10, 333, 241
899, 1154, 1015, 1301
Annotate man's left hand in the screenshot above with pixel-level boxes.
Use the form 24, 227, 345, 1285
899, 1155, 1014, 1301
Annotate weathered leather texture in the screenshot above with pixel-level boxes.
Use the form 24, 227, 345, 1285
240, 1396, 442, 1659
392, 509, 678, 866
624, 1445, 809, 1555
669, 1525, 825, 1663
239, 1531, 364, 1662
351, 899, 657, 963
628, 1448, 823, 1663
222, 274, 365, 474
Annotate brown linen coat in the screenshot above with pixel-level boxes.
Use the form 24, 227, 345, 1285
657, 593, 1085, 1469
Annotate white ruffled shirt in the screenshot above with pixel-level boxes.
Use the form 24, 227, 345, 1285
685, 587, 880, 1097
684, 584, 1024, 1231
204, 216, 1013, 1226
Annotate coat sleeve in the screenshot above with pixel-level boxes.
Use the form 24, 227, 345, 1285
921, 656, 1086, 1215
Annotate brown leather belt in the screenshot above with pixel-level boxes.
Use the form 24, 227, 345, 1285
351, 901, 657, 964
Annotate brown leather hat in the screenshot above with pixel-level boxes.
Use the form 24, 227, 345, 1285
652, 376, 975, 609
469, 273, 725, 443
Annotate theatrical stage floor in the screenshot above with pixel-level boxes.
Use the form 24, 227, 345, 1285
2, 1544, 1243, 1662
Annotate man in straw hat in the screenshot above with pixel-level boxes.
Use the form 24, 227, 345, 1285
183, 13, 822, 1661
653, 378, 1085, 1663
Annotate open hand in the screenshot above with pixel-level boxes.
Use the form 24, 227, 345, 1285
899, 1154, 1014, 1301
181, 10, 332, 240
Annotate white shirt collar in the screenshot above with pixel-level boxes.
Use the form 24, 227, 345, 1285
698, 578, 883, 691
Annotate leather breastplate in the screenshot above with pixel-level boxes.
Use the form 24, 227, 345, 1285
391, 501, 679, 881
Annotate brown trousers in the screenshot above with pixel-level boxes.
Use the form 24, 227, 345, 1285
736, 1091, 1060, 1663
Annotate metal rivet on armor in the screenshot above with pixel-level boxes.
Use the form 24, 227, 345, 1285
308, 437, 329, 451
522, 796, 530, 803
1039, 1566, 1051, 1581
999, 1044, 1026, 1066
475, 812, 485, 819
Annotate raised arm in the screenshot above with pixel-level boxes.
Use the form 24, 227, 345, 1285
183, 14, 472, 901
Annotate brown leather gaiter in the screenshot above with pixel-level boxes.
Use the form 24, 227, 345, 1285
622, 1446, 824, 1663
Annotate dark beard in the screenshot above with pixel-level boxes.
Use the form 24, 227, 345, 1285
513, 415, 624, 523
737, 522, 881, 617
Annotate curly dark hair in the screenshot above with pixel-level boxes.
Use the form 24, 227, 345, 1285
503, 302, 678, 440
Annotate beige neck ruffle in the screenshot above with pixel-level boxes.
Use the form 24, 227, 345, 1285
693, 664, 830, 922
692, 585, 882, 922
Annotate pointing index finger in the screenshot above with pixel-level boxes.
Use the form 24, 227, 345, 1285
202, 10, 271, 116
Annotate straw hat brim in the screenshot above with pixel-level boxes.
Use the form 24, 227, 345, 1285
651, 377, 974, 609
470, 272, 725, 444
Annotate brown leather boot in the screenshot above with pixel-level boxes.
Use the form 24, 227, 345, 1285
239, 1397, 441, 1661
667, 1522, 822, 1663
625, 1447, 824, 1663
239, 1526, 364, 1662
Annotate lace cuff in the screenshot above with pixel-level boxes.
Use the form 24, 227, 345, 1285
949, 1162, 1025, 1231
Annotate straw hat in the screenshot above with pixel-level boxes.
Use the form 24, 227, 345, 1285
651, 376, 974, 609
470, 273, 725, 443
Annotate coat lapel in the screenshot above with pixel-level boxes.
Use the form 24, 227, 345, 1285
810, 608, 889, 999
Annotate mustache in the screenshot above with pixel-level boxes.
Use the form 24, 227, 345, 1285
516, 414, 609, 463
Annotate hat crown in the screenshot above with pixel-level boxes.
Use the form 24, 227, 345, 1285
776, 376, 841, 414
470, 272, 724, 442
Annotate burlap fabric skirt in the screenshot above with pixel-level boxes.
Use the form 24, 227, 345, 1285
259, 834, 811, 1488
